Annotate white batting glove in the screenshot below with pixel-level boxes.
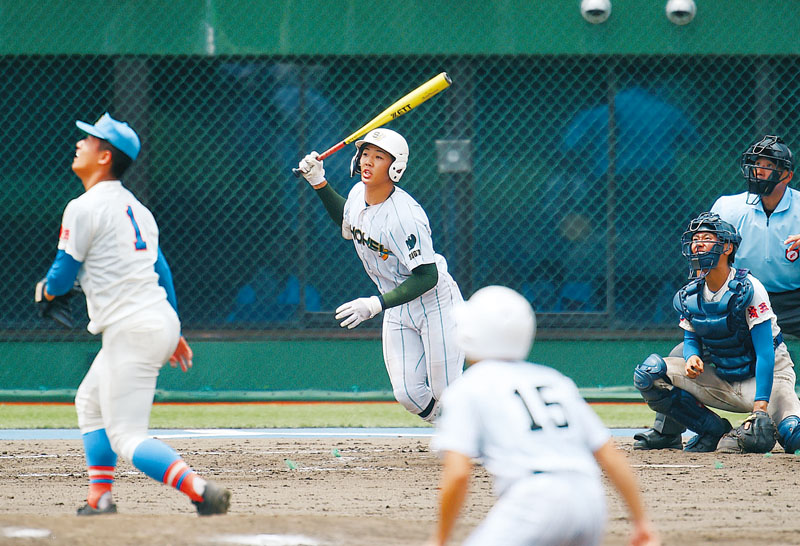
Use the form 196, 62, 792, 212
297, 152, 326, 186
335, 296, 383, 329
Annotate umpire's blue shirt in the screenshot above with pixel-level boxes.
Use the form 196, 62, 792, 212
711, 187, 800, 293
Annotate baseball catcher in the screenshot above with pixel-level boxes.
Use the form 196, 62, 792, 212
634, 212, 800, 454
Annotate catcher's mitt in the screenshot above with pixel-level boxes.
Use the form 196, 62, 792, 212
34, 278, 79, 329
728, 410, 778, 453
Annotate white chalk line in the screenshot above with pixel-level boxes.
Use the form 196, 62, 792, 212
209, 533, 322, 546
631, 464, 705, 468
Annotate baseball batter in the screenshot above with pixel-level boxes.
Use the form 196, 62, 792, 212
426, 286, 659, 546
297, 128, 463, 421
37, 113, 230, 515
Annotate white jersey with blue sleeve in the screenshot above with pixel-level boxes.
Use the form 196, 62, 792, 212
711, 188, 800, 293
57, 180, 168, 334
432, 360, 609, 497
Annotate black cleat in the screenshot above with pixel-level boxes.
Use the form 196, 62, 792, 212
192, 481, 231, 516
684, 420, 733, 453
76, 502, 117, 516
633, 428, 683, 450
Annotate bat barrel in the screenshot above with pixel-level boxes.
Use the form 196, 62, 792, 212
292, 73, 451, 176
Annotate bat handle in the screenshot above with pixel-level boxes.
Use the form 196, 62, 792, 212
291, 142, 345, 177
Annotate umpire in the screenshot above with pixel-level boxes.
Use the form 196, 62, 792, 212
637, 135, 800, 450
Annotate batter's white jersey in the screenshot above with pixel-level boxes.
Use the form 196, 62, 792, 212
342, 181, 463, 417
433, 360, 609, 497
342, 182, 455, 293
57, 180, 168, 334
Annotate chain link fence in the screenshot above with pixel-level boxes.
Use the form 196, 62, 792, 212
4, 53, 799, 339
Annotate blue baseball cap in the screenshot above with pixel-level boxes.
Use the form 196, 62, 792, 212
76, 113, 140, 161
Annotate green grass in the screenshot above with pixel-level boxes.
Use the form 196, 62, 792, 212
0, 402, 750, 430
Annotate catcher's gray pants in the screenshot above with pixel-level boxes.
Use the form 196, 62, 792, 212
464, 472, 606, 546
663, 343, 800, 425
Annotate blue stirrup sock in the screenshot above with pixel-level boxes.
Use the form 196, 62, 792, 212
132, 438, 206, 501
82, 429, 117, 508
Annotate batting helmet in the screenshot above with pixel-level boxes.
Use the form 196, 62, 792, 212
681, 212, 741, 277
740, 135, 794, 197
454, 285, 536, 362
350, 128, 409, 182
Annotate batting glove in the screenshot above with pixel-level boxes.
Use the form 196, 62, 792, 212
169, 336, 193, 372
298, 152, 326, 187
335, 296, 383, 329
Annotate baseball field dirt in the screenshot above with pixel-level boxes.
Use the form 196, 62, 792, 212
1, 436, 799, 545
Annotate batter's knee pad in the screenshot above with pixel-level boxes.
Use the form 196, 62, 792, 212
777, 415, 800, 454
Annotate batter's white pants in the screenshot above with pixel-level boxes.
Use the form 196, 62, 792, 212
382, 277, 464, 418
75, 300, 180, 461
464, 472, 606, 546
664, 343, 800, 425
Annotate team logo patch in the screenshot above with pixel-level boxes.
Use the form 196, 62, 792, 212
406, 234, 417, 250
787, 248, 799, 262
748, 302, 770, 319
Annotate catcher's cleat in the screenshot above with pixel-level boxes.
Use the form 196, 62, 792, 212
633, 429, 683, 450
684, 419, 732, 453
76, 502, 117, 516
716, 433, 743, 454
192, 481, 231, 516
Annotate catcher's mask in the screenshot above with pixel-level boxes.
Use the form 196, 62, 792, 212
741, 135, 794, 204
350, 128, 409, 182
681, 212, 741, 278
454, 285, 536, 362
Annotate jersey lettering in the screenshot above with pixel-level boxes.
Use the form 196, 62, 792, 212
126, 206, 148, 251
514, 385, 569, 431
350, 226, 391, 261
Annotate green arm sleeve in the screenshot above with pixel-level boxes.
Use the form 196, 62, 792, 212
314, 182, 346, 227
380, 263, 439, 309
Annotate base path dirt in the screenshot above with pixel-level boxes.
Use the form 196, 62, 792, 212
1, 436, 799, 545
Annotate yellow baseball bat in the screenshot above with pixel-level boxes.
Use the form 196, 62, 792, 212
293, 72, 452, 176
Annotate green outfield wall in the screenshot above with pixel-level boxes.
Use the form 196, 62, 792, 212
4, 338, 798, 402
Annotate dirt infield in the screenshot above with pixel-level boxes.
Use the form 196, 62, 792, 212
1, 436, 799, 545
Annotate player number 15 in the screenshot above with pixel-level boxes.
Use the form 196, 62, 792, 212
514, 386, 569, 431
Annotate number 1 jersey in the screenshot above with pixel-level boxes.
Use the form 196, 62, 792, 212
57, 181, 168, 334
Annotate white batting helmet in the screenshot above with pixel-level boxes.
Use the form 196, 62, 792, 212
454, 285, 536, 362
350, 128, 409, 182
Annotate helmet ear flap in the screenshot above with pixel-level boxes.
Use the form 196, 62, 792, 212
350, 145, 363, 178
388, 158, 407, 182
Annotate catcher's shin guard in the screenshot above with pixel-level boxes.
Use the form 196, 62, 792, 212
778, 415, 800, 453
635, 354, 728, 438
